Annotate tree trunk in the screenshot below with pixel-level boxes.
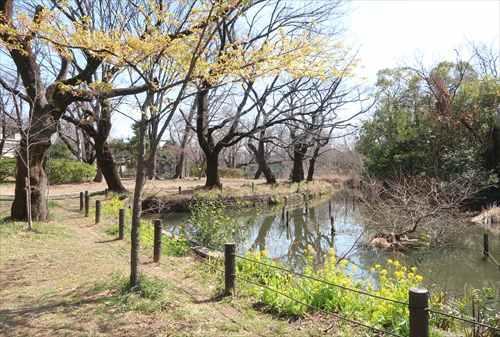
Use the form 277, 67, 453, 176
307, 147, 320, 182
0, 115, 6, 155
205, 151, 222, 188
248, 141, 276, 184
94, 167, 103, 182
290, 145, 306, 183
95, 141, 127, 193
254, 167, 262, 179
174, 99, 196, 179
196, 84, 222, 189
174, 150, 186, 179
11, 141, 49, 221
146, 148, 157, 180
130, 99, 150, 289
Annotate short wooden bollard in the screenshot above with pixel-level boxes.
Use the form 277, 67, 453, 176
285, 211, 289, 227
84, 191, 89, 217
483, 233, 489, 259
281, 206, 286, 220
153, 219, 162, 263
409, 288, 429, 337
79, 192, 84, 212
328, 201, 332, 217
118, 209, 125, 240
95, 200, 101, 224
251, 182, 255, 192
224, 243, 236, 296
283, 196, 288, 206
178, 186, 182, 194
330, 216, 335, 232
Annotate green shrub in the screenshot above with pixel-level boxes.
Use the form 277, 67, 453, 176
49, 142, 75, 160
188, 199, 239, 249
46, 159, 96, 184
219, 167, 245, 178
0, 158, 16, 182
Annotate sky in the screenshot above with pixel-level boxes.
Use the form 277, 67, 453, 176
344, 0, 500, 82
111, 0, 500, 139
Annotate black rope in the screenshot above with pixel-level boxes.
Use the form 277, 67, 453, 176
234, 273, 405, 337
428, 308, 499, 331
235, 254, 409, 307
486, 252, 500, 267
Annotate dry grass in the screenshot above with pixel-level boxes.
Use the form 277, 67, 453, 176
0, 176, 344, 198
0, 199, 345, 337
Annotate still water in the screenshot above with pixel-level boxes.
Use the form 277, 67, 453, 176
162, 191, 500, 296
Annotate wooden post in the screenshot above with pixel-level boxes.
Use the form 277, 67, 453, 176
224, 243, 236, 296
286, 211, 289, 227
330, 216, 335, 232
118, 209, 125, 240
251, 182, 255, 192
483, 233, 489, 260
281, 206, 285, 220
84, 191, 89, 217
95, 200, 101, 224
153, 219, 162, 263
178, 186, 182, 194
409, 288, 429, 337
328, 200, 332, 217
79, 192, 84, 212
284, 196, 288, 206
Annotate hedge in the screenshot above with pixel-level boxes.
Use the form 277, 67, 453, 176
1, 158, 96, 184
47, 159, 96, 184
0, 158, 16, 182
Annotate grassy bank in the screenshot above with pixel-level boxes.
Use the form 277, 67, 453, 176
142, 179, 338, 214
0, 199, 348, 337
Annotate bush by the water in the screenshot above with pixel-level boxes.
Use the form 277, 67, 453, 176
0, 158, 16, 182
187, 199, 240, 249
47, 159, 96, 184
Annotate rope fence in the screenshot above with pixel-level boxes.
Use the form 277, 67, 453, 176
210, 243, 498, 337
8, 190, 497, 337
235, 254, 409, 307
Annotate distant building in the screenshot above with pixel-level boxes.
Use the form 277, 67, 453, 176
1, 132, 20, 158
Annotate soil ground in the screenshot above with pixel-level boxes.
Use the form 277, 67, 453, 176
0, 197, 347, 337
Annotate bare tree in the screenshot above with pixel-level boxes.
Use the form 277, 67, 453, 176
193, 0, 338, 188
0, 0, 158, 220
360, 177, 475, 250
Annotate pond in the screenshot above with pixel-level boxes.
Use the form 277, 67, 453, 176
161, 190, 500, 297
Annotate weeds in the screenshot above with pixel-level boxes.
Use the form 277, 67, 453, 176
236, 249, 447, 336
96, 274, 171, 313
187, 199, 240, 249
101, 196, 190, 257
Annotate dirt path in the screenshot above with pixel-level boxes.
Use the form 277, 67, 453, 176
0, 201, 335, 337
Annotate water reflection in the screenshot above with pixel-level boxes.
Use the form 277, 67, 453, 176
162, 190, 500, 295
